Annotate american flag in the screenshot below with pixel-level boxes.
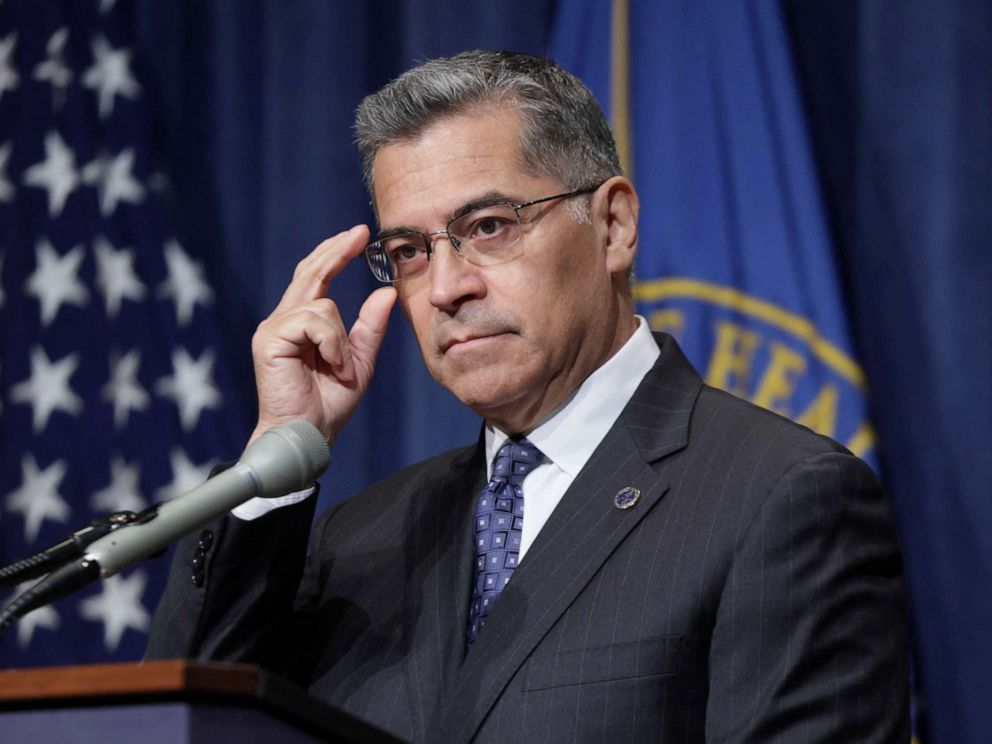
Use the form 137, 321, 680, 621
0, 0, 250, 666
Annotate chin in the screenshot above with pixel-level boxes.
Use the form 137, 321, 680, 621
450, 381, 522, 413
426, 343, 547, 418
442, 369, 535, 419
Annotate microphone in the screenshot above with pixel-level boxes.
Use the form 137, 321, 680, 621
0, 421, 329, 630
0, 510, 139, 590
86, 420, 329, 577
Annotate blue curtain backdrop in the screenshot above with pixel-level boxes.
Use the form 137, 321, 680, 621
783, 3, 992, 742
0, 2, 988, 743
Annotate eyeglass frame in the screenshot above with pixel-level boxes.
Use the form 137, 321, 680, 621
363, 182, 605, 284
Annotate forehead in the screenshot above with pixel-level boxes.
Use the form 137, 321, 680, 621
371, 108, 558, 228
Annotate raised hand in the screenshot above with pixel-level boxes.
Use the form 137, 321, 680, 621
249, 225, 397, 445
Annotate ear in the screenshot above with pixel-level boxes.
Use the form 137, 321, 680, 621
594, 176, 639, 276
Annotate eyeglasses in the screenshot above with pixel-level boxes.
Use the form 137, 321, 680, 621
363, 184, 602, 284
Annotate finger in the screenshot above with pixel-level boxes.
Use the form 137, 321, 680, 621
273, 224, 370, 313
347, 287, 398, 380
256, 300, 350, 370
310, 299, 353, 374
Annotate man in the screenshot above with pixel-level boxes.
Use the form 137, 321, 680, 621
148, 51, 909, 742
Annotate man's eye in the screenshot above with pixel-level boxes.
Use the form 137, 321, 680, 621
470, 216, 512, 240
387, 243, 424, 263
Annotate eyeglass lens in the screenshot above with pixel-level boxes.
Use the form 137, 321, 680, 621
368, 203, 524, 283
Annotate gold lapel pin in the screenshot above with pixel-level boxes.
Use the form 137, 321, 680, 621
614, 486, 640, 510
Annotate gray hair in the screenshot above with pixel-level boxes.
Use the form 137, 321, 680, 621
354, 50, 622, 204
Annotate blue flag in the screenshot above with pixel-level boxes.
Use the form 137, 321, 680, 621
0, 0, 249, 666
552, 0, 875, 466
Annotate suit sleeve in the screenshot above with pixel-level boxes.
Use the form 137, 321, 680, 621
145, 492, 321, 679
705, 450, 911, 743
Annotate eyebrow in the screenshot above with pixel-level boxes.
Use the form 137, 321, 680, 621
451, 191, 518, 220
376, 190, 520, 241
376, 225, 423, 241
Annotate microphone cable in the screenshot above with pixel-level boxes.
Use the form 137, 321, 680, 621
0, 559, 101, 631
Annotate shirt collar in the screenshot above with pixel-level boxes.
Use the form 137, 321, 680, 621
485, 316, 660, 477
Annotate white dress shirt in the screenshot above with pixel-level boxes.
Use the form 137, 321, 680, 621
484, 317, 659, 561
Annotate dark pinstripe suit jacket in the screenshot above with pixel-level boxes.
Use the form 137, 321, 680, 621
147, 333, 910, 743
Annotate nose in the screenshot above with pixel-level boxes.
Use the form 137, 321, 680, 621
427, 233, 486, 312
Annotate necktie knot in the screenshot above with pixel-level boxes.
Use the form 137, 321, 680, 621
490, 437, 544, 487
467, 437, 544, 645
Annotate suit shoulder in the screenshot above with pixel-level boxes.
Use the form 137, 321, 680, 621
684, 386, 890, 560
360, 443, 479, 498
692, 383, 852, 465
312, 442, 479, 536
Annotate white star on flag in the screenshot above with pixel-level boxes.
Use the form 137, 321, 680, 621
81, 149, 145, 216
78, 572, 150, 651
82, 35, 140, 118
158, 240, 214, 325
11, 345, 84, 433
155, 447, 215, 502
0, 32, 19, 102
33, 28, 72, 109
0, 141, 14, 202
156, 348, 222, 430
8, 582, 62, 649
25, 238, 90, 325
23, 130, 81, 217
102, 348, 150, 428
94, 235, 146, 316
91, 454, 146, 513
4, 454, 72, 543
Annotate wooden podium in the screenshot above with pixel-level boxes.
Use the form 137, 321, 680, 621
0, 660, 405, 743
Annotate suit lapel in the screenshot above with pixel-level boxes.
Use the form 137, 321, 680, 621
439, 333, 703, 742
400, 441, 485, 742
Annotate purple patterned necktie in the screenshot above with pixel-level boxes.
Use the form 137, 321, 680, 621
467, 437, 544, 645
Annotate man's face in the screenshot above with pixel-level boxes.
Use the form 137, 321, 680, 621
372, 108, 631, 432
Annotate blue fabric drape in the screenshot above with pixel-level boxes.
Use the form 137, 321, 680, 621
785, 2, 992, 742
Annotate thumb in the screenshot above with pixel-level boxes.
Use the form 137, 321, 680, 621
348, 286, 398, 379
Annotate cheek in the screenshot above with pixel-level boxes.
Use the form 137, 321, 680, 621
526, 256, 604, 326
398, 292, 436, 351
